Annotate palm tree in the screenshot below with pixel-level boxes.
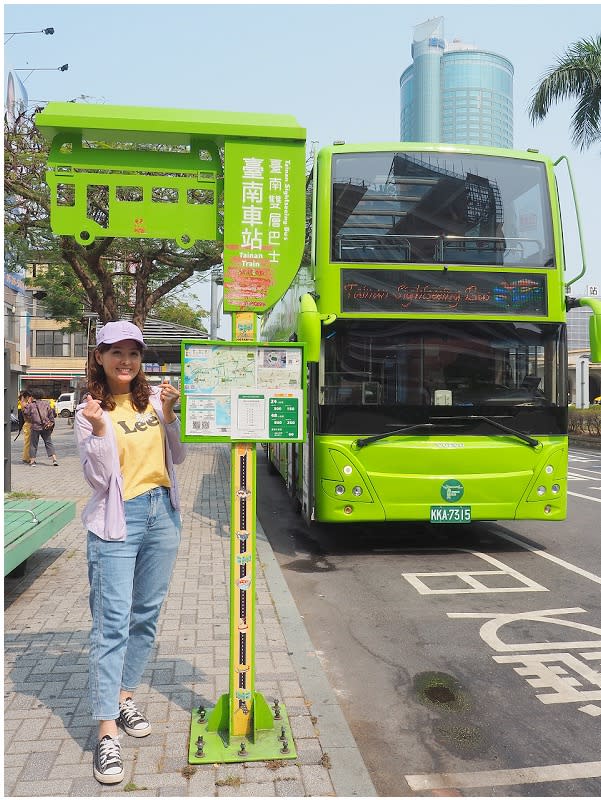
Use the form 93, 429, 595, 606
529, 35, 601, 151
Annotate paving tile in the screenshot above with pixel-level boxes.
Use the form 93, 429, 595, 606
4, 439, 374, 798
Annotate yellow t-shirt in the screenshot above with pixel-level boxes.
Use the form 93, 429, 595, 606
109, 394, 171, 501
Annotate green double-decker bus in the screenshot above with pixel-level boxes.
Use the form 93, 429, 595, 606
262, 143, 601, 525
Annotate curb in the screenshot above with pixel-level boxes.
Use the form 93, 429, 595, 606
257, 522, 378, 797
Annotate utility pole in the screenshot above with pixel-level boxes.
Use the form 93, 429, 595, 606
576, 354, 590, 408
209, 266, 223, 339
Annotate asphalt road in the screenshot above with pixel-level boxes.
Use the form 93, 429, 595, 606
257, 446, 601, 797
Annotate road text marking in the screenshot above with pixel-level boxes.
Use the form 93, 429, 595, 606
402, 550, 547, 595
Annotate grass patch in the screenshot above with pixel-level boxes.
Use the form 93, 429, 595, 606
320, 752, 332, 769
265, 760, 286, 770
5, 491, 40, 500
181, 765, 196, 780
216, 776, 241, 787
124, 782, 147, 792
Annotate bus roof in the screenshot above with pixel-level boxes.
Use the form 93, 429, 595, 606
318, 141, 554, 164
35, 102, 306, 146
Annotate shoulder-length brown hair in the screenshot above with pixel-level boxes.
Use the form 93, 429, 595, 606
86, 344, 151, 412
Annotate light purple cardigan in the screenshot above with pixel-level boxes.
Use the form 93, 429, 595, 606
74, 388, 187, 541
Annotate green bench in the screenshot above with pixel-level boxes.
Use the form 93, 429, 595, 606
4, 499, 76, 577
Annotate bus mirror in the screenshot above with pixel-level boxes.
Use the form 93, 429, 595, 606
298, 293, 321, 362
579, 297, 601, 363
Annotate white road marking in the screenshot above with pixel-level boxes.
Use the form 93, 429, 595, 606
568, 467, 601, 475
404, 760, 601, 790
495, 531, 601, 585
568, 490, 601, 503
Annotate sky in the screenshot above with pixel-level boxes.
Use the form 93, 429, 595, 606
4, 1, 601, 336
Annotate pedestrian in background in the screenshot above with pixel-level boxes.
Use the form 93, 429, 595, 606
17, 389, 33, 463
74, 321, 186, 785
23, 390, 58, 467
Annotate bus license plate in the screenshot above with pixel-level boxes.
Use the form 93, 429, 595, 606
430, 506, 471, 523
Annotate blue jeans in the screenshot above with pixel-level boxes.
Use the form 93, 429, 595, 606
87, 487, 181, 720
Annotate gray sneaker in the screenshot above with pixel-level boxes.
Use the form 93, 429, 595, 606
93, 735, 123, 784
118, 697, 152, 737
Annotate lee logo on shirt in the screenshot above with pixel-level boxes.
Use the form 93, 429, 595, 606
117, 412, 160, 435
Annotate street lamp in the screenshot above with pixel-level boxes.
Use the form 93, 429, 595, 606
5, 27, 54, 43
13, 64, 69, 82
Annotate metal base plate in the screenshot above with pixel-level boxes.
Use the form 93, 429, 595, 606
188, 702, 297, 764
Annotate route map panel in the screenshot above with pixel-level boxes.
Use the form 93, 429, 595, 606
181, 341, 305, 443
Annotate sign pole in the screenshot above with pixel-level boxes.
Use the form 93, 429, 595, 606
188, 313, 297, 763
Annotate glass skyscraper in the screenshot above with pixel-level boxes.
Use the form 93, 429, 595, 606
400, 17, 514, 148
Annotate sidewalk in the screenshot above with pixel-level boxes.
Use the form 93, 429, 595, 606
4, 419, 376, 797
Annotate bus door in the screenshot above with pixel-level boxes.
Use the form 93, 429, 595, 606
301, 361, 318, 523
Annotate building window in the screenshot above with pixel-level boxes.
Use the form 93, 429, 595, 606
36, 330, 67, 357
73, 332, 87, 358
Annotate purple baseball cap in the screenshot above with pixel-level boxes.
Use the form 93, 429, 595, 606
96, 321, 146, 348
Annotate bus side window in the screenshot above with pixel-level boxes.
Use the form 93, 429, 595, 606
116, 186, 143, 202
188, 189, 215, 205
56, 183, 75, 206
152, 187, 179, 203
87, 184, 109, 229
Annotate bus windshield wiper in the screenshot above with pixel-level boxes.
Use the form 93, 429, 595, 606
431, 415, 540, 448
355, 416, 540, 449
356, 423, 437, 448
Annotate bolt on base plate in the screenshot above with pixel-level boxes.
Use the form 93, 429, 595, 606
188, 699, 297, 764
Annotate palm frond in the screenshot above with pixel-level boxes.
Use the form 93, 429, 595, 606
528, 34, 601, 150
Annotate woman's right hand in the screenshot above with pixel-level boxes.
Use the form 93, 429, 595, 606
82, 394, 105, 437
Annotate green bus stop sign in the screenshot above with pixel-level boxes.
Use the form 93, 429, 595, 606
35, 102, 307, 313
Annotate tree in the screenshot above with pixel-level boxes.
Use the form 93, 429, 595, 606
529, 35, 601, 151
152, 295, 209, 332
4, 108, 223, 328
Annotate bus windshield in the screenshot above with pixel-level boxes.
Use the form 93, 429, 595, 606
331, 152, 554, 268
320, 320, 567, 435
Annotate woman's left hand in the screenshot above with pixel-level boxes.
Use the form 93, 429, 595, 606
159, 378, 180, 422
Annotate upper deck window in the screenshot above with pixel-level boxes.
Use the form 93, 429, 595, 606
331, 152, 554, 268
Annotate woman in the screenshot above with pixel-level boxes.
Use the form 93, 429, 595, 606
23, 390, 58, 467
74, 321, 186, 785
17, 389, 33, 463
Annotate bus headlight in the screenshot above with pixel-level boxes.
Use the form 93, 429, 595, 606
335, 485, 345, 496
545, 465, 553, 474
352, 486, 363, 497
551, 484, 560, 494
537, 486, 546, 496
544, 505, 552, 514
344, 505, 353, 515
